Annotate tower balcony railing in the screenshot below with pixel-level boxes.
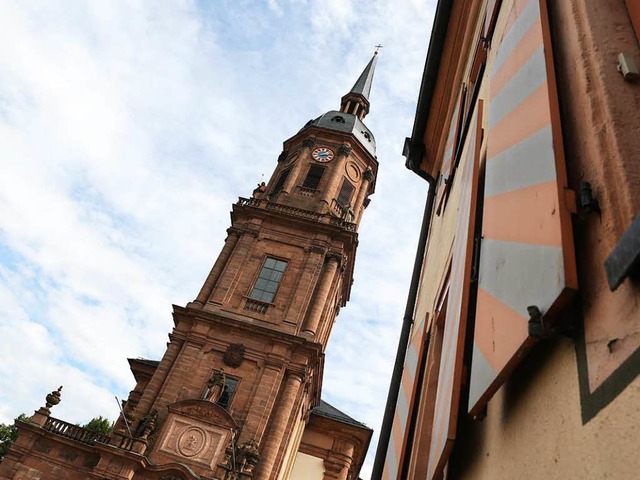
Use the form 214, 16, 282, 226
43, 416, 111, 446
237, 197, 356, 232
244, 297, 271, 314
296, 185, 318, 197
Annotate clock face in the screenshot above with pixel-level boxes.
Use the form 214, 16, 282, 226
312, 147, 335, 163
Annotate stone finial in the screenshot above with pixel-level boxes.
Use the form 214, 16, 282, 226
30, 386, 63, 426
45, 386, 63, 410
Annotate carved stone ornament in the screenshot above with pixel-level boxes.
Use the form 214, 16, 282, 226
224, 343, 245, 368
302, 137, 316, 148
177, 426, 207, 457
363, 168, 375, 182
277, 149, 288, 163
338, 144, 352, 157
45, 386, 63, 409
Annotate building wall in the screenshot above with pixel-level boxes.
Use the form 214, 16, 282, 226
290, 452, 325, 480
452, 337, 640, 479
391, 0, 640, 478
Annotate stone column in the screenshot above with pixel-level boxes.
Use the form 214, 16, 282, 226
321, 144, 352, 208
189, 228, 241, 308
254, 371, 304, 480
354, 169, 374, 223
302, 254, 340, 336
323, 441, 355, 480
282, 137, 315, 195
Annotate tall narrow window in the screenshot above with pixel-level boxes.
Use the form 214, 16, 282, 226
217, 377, 239, 410
272, 167, 291, 194
337, 178, 355, 207
302, 165, 326, 190
249, 257, 288, 303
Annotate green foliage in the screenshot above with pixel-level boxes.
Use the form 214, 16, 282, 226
82, 416, 114, 435
0, 414, 29, 461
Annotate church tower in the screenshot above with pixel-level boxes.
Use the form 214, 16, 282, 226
0, 54, 378, 480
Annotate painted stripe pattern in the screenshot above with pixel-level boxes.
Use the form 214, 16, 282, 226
468, 0, 577, 416
427, 102, 482, 479
382, 321, 427, 480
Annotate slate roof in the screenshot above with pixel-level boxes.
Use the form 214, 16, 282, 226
348, 53, 378, 101
312, 400, 372, 430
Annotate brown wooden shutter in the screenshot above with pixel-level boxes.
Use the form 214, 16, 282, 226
625, 0, 640, 44
468, 0, 578, 417
426, 100, 483, 480
436, 89, 465, 214
484, 0, 503, 40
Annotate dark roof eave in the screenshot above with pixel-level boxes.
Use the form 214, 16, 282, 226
404, 0, 455, 182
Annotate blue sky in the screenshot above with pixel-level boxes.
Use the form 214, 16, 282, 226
0, 1, 435, 476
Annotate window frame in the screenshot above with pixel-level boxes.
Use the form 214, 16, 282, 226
217, 376, 239, 410
248, 256, 288, 304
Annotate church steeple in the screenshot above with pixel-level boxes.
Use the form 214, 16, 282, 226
340, 51, 379, 120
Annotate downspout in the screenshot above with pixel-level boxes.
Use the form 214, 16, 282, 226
370, 179, 436, 479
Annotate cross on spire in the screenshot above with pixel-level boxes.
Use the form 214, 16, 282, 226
374, 44, 383, 55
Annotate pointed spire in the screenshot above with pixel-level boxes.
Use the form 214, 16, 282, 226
348, 51, 379, 101
340, 50, 380, 121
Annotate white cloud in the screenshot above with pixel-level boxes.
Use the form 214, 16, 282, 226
0, 0, 435, 477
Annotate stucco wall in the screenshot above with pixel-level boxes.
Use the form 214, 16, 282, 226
289, 452, 325, 480
451, 338, 640, 479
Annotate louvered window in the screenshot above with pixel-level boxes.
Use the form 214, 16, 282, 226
302, 165, 325, 190
272, 167, 291, 194
337, 179, 355, 207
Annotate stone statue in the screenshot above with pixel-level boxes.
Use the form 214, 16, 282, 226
252, 182, 267, 197
135, 409, 158, 439
237, 438, 260, 473
205, 368, 226, 403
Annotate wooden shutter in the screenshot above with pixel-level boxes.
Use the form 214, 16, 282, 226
625, 0, 640, 44
426, 101, 483, 480
437, 99, 463, 213
468, 0, 577, 417
484, 0, 503, 40
382, 320, 428, 480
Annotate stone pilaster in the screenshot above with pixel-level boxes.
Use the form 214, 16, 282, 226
254, 370, 304, 480
321, 144, 351, 208
190, 228, 241, 308
302, 253, 341, 336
